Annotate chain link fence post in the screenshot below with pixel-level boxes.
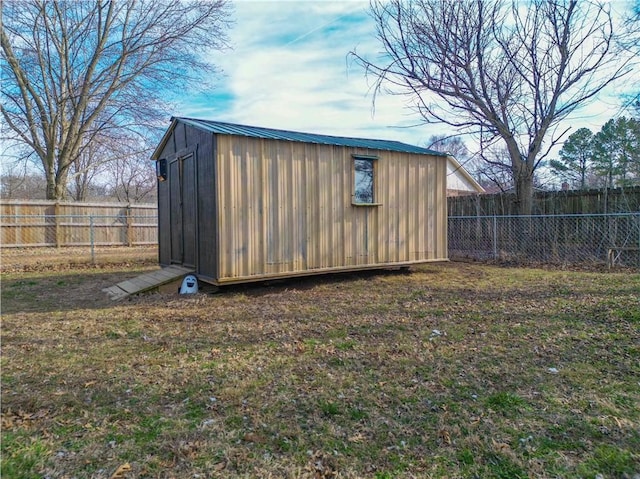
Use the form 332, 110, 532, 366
492, 216, 498, 260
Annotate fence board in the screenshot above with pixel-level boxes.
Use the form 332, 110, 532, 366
448, 187, 640, 216
1, 201, 157, 248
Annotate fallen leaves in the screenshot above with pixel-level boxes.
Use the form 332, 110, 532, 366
1, 408, 50, 430
438, 428, 452, 446
491, 438, 512, 453
213, 460, 227, 471
304, 451, 338, 479
108, 463, 131, 479
242, 432, 268, 444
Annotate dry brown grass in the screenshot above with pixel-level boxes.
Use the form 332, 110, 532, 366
1, 262, 639, 478
1, 246, 158, 273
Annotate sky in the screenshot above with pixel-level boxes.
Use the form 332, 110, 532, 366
174, 0, 633, 155
175, 1, 427, 144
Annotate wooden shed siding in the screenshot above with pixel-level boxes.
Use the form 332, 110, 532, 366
196, 130, 217, 278
215, 135, 447, 281
157, 123, 211, 269
156, 134, 175, 266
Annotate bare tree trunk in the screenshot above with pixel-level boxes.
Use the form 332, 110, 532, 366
515, 169, 534, 216
54, 182, 67, 201
46, 180, 56, 201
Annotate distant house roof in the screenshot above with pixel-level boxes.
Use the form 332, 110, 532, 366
152, 117, 448, 159
446, 156, 484, 195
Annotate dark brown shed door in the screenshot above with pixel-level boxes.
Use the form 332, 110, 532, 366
169, 154, 197, 268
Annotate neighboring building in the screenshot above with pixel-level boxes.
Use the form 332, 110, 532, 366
446, 156, 484, 196
152, 118, 471, 285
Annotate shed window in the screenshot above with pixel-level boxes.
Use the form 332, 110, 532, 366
353, 156, 377, 205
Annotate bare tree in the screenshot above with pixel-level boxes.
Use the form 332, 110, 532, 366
106, 150, 157, 204
474, 147, 514, 193
426, 135, 472, 164
68, 141, 106, 201
0, 163, 46, 199
620, 0, 640, 115
351, 0, 630, 214
427, 134, 486, 191
1, 0, 231, 200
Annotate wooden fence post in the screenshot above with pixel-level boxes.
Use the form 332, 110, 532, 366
126, 204, 133, 247
54, 202, 62, 248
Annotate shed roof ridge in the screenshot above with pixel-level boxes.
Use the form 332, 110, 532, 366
171, 116, 446, 157
177, 117, 407, 144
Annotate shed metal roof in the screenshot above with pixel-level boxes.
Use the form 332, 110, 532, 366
153, 117, 447, 158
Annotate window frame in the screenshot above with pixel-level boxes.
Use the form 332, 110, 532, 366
351, 154, 381, 206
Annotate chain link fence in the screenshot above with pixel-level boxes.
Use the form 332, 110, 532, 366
1, 214, 158, 270
449, 213, 640, 268
3, 212, 639, 271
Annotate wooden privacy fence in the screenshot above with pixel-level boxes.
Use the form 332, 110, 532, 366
0, 200, 157, 248
448, 186, 640, 216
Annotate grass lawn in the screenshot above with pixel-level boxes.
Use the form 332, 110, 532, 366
1, 262, 639, 478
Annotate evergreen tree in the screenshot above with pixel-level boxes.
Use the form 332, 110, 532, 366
592, 117, 640, 187
550, 128, 594, 189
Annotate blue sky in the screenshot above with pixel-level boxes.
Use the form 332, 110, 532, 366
174, 0, 632, 151
174, 1, 447, 147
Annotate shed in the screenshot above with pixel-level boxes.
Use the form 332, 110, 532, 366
151, 117, 452, 285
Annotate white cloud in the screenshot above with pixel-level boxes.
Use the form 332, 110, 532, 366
176, 1, 448, 146
175, 0, 635, 154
